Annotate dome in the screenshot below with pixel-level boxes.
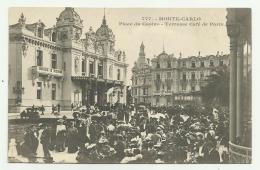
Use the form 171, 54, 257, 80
157, 51, 168, 58
56, 7, 83, 28
96, 15, 115, 41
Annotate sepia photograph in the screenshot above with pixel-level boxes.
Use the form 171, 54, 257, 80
7, 7, 251, 164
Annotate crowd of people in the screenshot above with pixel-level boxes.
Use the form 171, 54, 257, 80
13, 103, 230, 163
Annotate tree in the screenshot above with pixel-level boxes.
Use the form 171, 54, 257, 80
201, 66, 229, 106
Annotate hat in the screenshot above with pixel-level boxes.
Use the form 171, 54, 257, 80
130, 138, 138, 143
57, 119, 64, 123
157, 151, 165, 156
154, 143, 162, 148
157, 125, 164, 130
144, 136, 152, 142
117, 134, 124, 141
98, 137, 109, 144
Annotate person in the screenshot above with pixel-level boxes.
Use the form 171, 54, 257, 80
40, 124, 52, 158
67, 122, 79, 153
19, 128, 34, 158
40, 105, 45, 115
78, 121, 88, 148
114, 134, 126, 162
51, 104, 55, 114
31, 125, 39, 154
57, 104, 61, 113
71, 103, 74, 111
206, 140, 220, 164
55, 119, 67, 152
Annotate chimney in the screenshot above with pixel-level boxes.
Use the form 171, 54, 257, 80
179, 52, 182, 58
198, 51, 201, 57
217, 51, 219, 57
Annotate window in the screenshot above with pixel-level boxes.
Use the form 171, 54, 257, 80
74, 90, 80, 103
156, 84, 160, 91
156, 62, 160, 68
191, 86, 195, 92
167, 72, 171, 79
74, 58, 79, 73
37, 27, 43, 38
51, 54, 57, 69
89, 61, 94, 76
52, 32, 56, 42
143, 88, 146, 95
191, 61, 196, 68
182, 73, 186, 80
210, 60, 214, 67
167, 83, 171, 91
82, 60, 86, 75
156, 74, 160, 80
52, 84, 56, 100
135, 89, 137, 95
98, 63, 103, 77
37, 82, 42, 99
36, 50, 43, 66
117, 69, 121, 80
156, 97, 160, 105
200, 61, 204, 67
200, 72, 204, 79
167, 61, 171, 68
182, 61, 186, 67
219, 60, 224, 66
143, 78, 146, 84
135, 79, 138, 85
109, 65, 113, 79
182, 84, 186, 91
191, 72, 196, 80
63, 62, 66, 71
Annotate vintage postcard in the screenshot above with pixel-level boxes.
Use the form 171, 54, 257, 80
7, 7, 251, 164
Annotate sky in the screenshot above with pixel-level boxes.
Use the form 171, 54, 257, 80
9, 7, 230, 85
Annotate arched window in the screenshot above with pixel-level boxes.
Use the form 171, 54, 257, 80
52, 32, 56, 42
109, 65, 113, 79
37, 27, 43, 38
74, 58, 79, 73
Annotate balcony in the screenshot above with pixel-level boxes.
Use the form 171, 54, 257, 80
229, 142, 251, 163
32, 66, 63, 77
98, 75, 103, 79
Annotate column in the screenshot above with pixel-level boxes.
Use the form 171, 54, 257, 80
94, 80, 98, 104
86, 58, 89, 77
236, 36, 244, 139
95, 59, 98, 78
229, 35, 238, 143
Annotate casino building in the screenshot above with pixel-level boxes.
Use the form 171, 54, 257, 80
132, 42, 229, 106
9, 8, 128, 112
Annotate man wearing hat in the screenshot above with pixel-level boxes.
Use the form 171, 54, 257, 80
40, 124, 52, 158
114, 134, 126, 162
96, 136, 116, 163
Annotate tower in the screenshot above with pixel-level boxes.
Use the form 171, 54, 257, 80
139, 41, 145, 57
95, 10, 115, 56
56, 7, 83, 46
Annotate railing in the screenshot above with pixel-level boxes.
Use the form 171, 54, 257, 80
229, 141, 252, 163
89, 73, 95, 78
98, 75, 103, 79
32, 66, 63, 77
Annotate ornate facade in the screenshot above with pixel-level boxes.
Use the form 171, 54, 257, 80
9, 8, 128, 112
132, 43, 229, 106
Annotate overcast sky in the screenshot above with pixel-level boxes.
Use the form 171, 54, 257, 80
9, 8, 229, 85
